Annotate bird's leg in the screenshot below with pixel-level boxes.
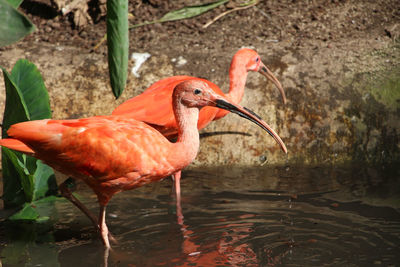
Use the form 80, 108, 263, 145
103, 246, 110, 267
59, 178, 99, 229
59, 178, 118, 244
176, 189, 184, 226
99, 204, 111, 248
172, 170, 182, 204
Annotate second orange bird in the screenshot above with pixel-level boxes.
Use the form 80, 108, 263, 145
112, 48, 287, 200
0, 80, 287, 248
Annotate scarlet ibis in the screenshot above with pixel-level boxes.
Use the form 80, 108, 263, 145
112, 48, 287, 200
0, 80, 287, 248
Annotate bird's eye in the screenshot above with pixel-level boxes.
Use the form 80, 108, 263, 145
194, 89, 202, 95
255, 57, 260, 62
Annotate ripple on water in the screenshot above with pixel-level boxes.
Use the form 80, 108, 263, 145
1, 165, 399, 266
161, 188, 400, 267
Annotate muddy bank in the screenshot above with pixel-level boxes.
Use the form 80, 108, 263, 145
0, 0, 399, 166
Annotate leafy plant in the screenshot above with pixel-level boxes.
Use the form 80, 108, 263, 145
1, 59, 58, 221
0, 0, 36, 47
130, 0, 229, 28
99, 0, 230, 98
107, 0, 129, 99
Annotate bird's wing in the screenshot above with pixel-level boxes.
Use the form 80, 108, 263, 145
112, 76, 193, 130
5, 117, 175, 181
112, 76, 227, 134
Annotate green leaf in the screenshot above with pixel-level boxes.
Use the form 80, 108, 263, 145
130, 0, 229, 28
5, 0, 23, 8
0, 0, 36, 47
1, 67, 29, 207
32, 160, 57, 200
1, 67, 29, 206
1, 60, 55, 210
1, 148, 27, 208
19, 170, 34, 202
9, 202, 39, 220
16, 154, 55, 202
1, 66, 30, 137
159, 0, 229, 22
8, 196, 58, 221
10, 59, 52, 120
107, 0, 129, 99
30, 195, 58, 220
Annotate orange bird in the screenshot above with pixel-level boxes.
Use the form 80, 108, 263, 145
112, 48, 287, 200
0, 80, 287, 248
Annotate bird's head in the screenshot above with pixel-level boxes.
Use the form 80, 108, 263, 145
174, 80, 217, 108
173, 79, 287, 153
234, 48, 287, 104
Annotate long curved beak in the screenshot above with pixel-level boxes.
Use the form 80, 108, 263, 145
215, 99, 287, 153
259, 63, 287, 104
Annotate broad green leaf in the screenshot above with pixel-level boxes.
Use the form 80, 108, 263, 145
160, 0, 229, 22
1, 60, 56, 212
11, 59, 52, 120
30, 195, 58, 221
15, 154, 56, 202
107, 0, 129, 99
32, 160, 57, 200
19, 170, 34, 202
22, 153, 37, 174
130, 0, 229, 28
5, 0, 23, 8
1, 67, 29, 207
9, 202, 39, 220
8, 196, 58, 221
1, 148, 27, 208
1, 66, 30, 137
0, 0, 36, 47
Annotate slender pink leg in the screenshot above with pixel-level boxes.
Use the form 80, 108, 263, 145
172, 171, 182, 203
103, 246, 110, 267
176, 189, 183, 226
99, 205, 110, 248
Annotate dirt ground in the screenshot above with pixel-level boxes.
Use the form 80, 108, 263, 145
17, 0, 399, 56
0, 0, 399, 165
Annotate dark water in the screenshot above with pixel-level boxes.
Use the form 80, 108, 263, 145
1, 164, 399, 266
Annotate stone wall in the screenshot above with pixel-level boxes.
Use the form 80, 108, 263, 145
0, 39, 398, 167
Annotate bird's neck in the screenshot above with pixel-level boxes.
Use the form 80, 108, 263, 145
227, 60, 248, 104
171, 101, 200, 169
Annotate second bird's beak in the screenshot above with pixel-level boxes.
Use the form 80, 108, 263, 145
259, 63, 287, 104
215, 99, 287, 154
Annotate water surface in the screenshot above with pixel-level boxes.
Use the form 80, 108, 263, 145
1, 164, 399, 266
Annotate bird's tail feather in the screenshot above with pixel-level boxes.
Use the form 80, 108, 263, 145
0, 138, 34, 154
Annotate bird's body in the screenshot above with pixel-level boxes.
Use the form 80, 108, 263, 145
112, 48, 286, 138
3, 116, 195, 205
112, 48, 286, 198
0, 80, 287, 248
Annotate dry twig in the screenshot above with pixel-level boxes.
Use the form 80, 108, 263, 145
203, 0, 259, 29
